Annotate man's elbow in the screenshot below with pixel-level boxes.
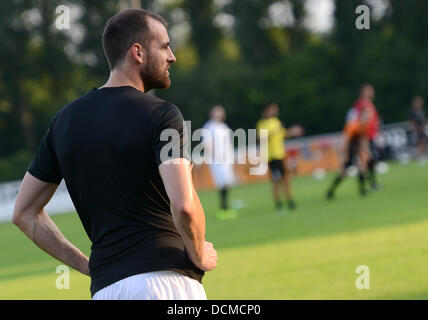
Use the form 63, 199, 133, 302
12, 210, 25, 227
12, 207, 31, 229
172, 200, 198, 220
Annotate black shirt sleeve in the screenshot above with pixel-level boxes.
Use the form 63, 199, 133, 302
27, 126, 63, 184
150, 103, 191, 166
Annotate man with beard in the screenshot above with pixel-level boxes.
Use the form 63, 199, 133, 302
12, 9, 217, 300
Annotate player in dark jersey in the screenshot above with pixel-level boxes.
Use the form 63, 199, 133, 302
409, 96, 427, 160
12, 9, 217, 300
327, 106, 370, 199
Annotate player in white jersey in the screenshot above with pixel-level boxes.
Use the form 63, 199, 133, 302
202, 106, 238, 220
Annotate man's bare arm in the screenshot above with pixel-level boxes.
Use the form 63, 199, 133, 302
13, 172, 89, 276
159, 158, 217, 271
285, 125, 304, 139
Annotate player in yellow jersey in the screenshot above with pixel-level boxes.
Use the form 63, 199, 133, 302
256, 102, 304, 214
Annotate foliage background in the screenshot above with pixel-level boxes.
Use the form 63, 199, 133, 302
1, 0, 427, 181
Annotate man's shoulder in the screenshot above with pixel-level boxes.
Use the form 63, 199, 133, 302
203, 120, 227, 130
109, 88, 178, 113
202, 120, 212, 129
256, 118, 266, 128
354, 98, 363, 108
137, 92, 174, 108
346, 107, 358, 123
263, 117, 281, 127
50, 90, 94, 123
149, 98, 182, 120
59, 88, 177, 116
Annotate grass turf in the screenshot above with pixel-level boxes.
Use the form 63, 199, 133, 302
0, 161, 427, 299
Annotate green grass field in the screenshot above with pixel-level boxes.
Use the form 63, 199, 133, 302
1, 162, 427, 299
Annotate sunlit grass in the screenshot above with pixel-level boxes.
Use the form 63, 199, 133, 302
1, 162, 427, 299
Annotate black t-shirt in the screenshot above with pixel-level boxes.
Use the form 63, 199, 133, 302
27, 86, 203, 297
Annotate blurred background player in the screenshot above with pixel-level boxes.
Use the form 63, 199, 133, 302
409, 96, 427, 161
327, 104, 371, 199
256, 102, 304, 214
354, 84, 381, 190
203, 105, 238, 220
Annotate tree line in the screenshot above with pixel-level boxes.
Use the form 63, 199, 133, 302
1, 0, 427, 181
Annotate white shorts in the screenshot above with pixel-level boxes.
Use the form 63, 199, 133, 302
209, 164, 235, 188
92, 271, 207, 300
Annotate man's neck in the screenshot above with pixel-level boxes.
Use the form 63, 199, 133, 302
101, 68, 146, 93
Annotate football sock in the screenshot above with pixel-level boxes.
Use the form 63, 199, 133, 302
368, 160, 377, 187
327, 175, 342, 197
220, 187, 228, 210
358, 172, 366, 196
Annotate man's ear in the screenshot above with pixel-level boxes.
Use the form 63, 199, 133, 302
130, 43, 144, 64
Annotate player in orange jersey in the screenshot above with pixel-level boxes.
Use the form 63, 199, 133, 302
326, 106, 371, 199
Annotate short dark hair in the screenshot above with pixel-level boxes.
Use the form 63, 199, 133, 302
360, 82, 373, 91
262, 101, 276, 112
413, 95, 424, 105
102, 9, 168, 70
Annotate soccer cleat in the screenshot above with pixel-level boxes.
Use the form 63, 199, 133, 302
226, 209, 238, 219
276, 207, 286, 216
326, 190, 335, 200
216, 209, 238, 220
370, 182, 381, 191
216, 210, 228, 220
287, 200, 297, 211
275, 203, 286, 215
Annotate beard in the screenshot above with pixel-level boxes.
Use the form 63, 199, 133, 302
139, 54, 171, 92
